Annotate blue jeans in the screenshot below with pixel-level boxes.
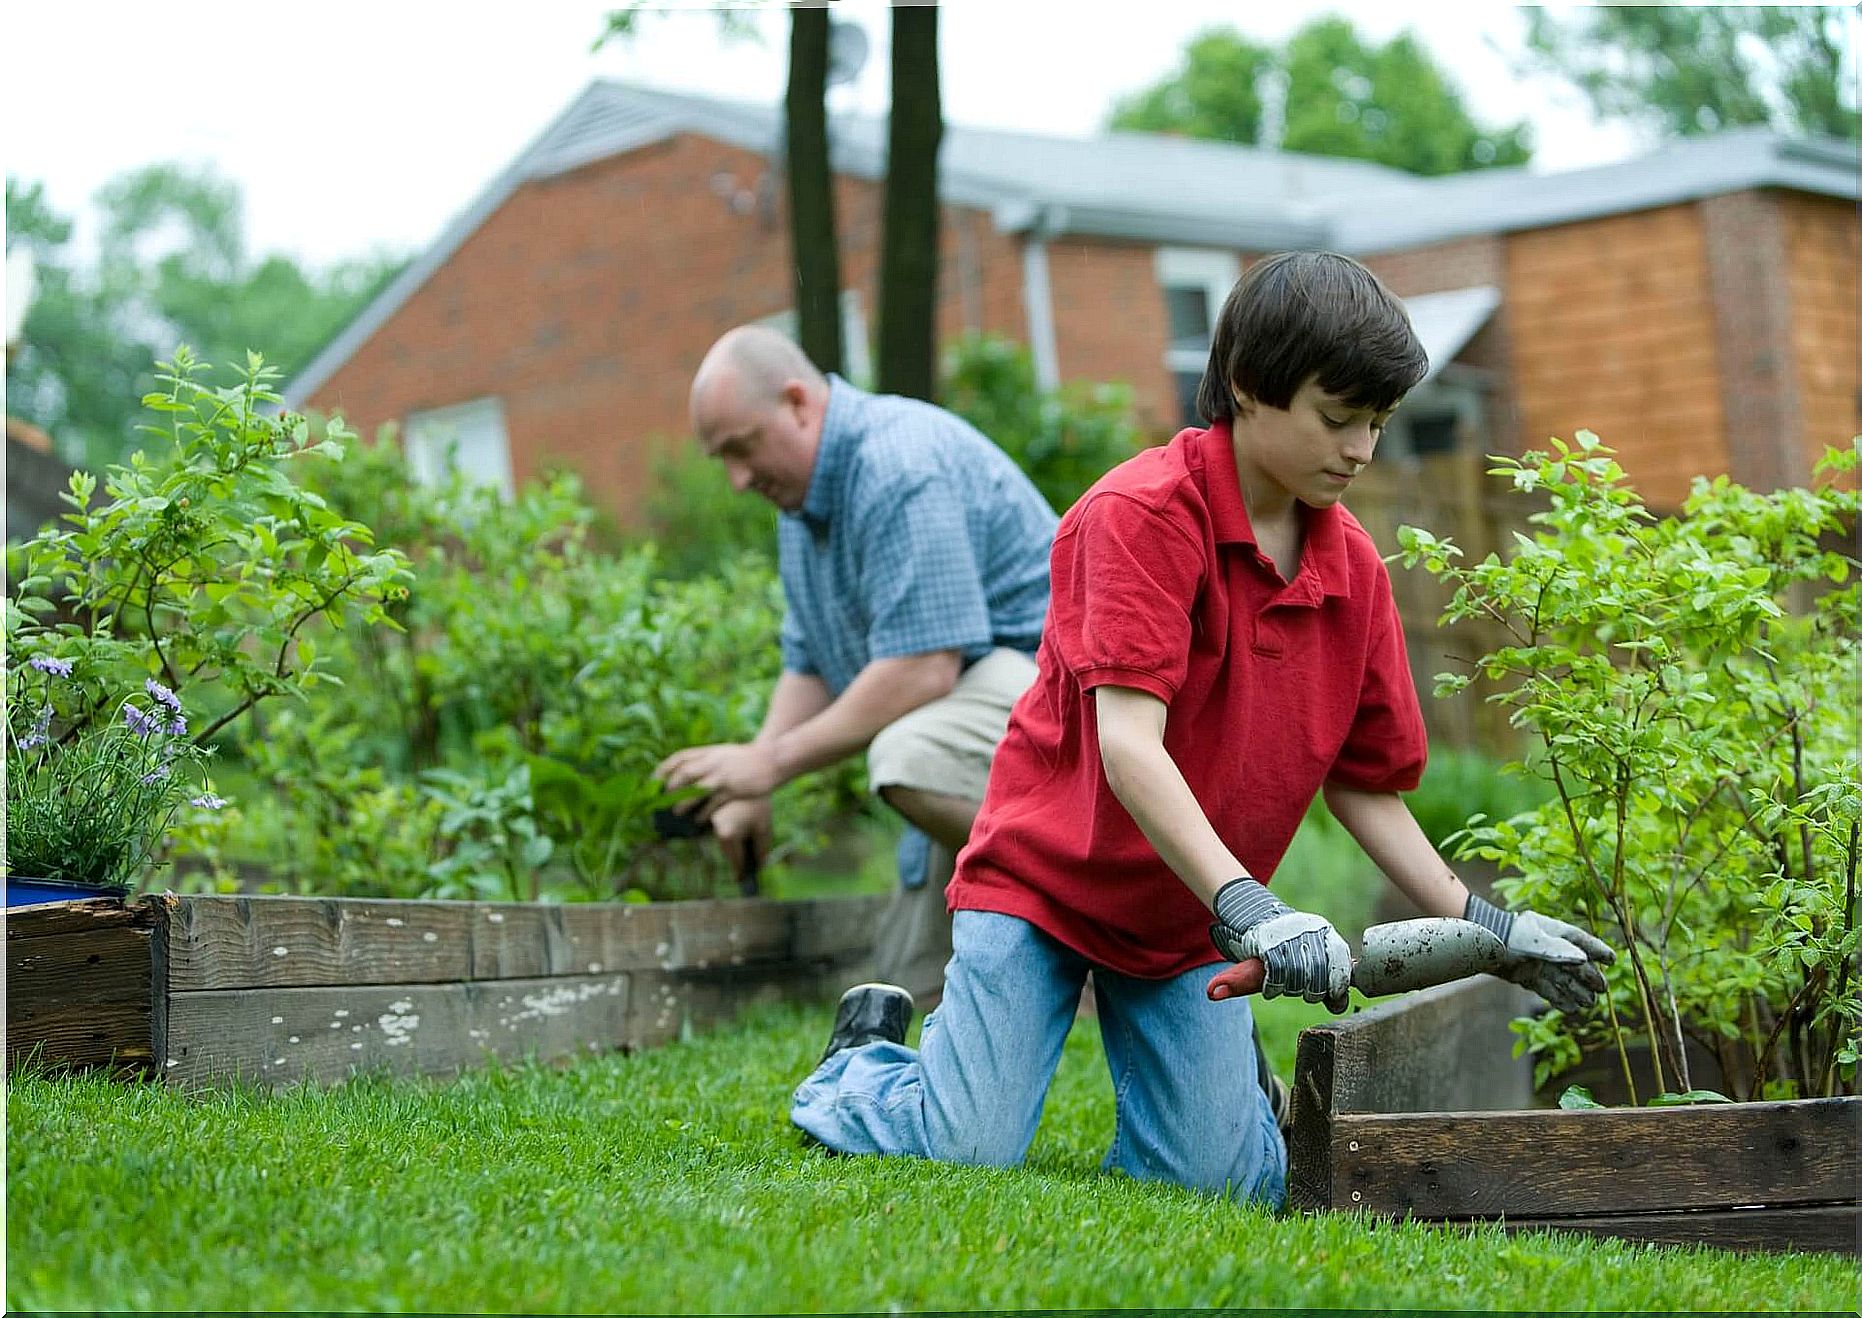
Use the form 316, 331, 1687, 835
791, 909, 1287, 1206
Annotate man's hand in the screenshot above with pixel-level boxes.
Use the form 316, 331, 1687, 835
1210, 878, 1352, 1013
1465, 893, 1616, 1015
709, 796, 772, 875
653, 742, 782, 808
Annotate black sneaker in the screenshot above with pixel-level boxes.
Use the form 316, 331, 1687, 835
1252, 1017, 1292, 1138
819, 982, 914, 1065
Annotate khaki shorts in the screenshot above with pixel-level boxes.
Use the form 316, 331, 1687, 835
865, 647, 1038, 1004
865, 647, 1039, 803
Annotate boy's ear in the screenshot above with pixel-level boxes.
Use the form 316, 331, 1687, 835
1229, 380, 1256, 416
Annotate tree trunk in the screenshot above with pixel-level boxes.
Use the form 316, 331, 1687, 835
877, 3, 942, 400
786, 3, 842, 374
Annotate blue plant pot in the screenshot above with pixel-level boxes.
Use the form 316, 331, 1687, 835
6, 877, 131, 908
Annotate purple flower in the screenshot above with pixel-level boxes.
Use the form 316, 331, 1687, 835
123, 704, 158, 738
145, 679, 184, 714
29, 656, 73, 678
17, 707, 51, 751
141, 764, 172, 785
189, 793, 228, 810
166, 714, 189, 737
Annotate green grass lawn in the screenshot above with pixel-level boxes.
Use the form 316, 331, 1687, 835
8, 997, 1856, 1313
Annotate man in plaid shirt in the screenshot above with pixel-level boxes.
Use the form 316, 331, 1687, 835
655, 325, 1059, 1003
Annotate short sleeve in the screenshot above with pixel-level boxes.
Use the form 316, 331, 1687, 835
1049, 492, 1205, 703
1327, 573, 1428, 792
779, 608, 816, 676
857, 473, 993, 661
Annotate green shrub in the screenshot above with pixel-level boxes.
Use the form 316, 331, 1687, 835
637, 439, 777, 580
4, 350, 408, 890
1399, 433, 1860, 1101
1403, 746, 1551, 853
192, 437, 863, 901
942, 333, 1146, 513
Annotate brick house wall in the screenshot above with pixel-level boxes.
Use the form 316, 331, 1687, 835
1045, 239, 1178, 433
1503, 203, 1730, 509
307, 133, 1027, 524
1780, 192, 1860, 478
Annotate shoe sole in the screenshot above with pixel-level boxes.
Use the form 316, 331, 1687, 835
837, 982, 916, 1012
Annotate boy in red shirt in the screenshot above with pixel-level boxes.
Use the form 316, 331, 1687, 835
790, 251, 1614, 1204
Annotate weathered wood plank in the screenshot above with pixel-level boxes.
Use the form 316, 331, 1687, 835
164, 894, 890, 990
1287, 1024, 1339, 1211
8, 925, 152, 1005
6, 918, 155, 1076
465, 902, 675, 980
5, 895, 161, 939
164, 896, 479, 990
164, 973, 635, 1087
6, 1000, 153, 1074
1320, 975, 1542, 1115
165, 949, 871, 1087
792, 895, 888, 962
1332, 1099, 1862, 1217
1487, 1204, 1861, 1255
624, 960, 857, 1052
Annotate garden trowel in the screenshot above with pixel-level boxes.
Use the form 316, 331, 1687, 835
1205, 917, 1507, 1002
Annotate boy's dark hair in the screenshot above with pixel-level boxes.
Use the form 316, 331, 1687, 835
1195, 251, 1429, 422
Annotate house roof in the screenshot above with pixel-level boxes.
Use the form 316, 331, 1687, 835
283, 80, 1859, 408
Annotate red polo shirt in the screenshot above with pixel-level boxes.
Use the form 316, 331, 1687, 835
946, 421, 1428, 979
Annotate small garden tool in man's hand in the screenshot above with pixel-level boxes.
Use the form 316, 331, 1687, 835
652, 799, 762, 896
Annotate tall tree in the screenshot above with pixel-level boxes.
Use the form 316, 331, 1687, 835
5, 167, 402, 470
600, 3, 843, 374
875, 2, 942, 400
1106, 28, 1274, 144
1107, 19, 1530, 175
786, 3, 843, 375
1521, 5, 1858, 140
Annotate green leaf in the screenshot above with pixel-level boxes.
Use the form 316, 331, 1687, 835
1557, 1085, 1603, 1110
1646, 1089, 1733, 1107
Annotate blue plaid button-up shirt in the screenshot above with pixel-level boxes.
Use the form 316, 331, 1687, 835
778, 376, 1058, 887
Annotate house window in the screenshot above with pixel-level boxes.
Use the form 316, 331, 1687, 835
1155, 248, 1239, 428
403, 397, 514, 498
758, 289, 872, 387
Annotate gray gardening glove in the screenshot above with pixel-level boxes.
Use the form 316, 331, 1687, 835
1464, 893, 1616, 1015
1211, 878, 1352, 1013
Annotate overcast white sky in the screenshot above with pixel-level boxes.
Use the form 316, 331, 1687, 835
3, 2, 1696, 269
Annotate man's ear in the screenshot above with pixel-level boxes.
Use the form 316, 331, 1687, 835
1229, 380, 1256, 417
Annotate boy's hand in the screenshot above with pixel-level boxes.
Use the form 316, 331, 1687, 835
1465, 893, 1615, 1014
1210, 878, 1351, 1012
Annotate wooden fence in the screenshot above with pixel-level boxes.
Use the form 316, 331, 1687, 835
1345, 449, 1536, 755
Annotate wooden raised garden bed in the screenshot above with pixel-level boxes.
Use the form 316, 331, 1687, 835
1287, 976, 1860, 1255
6, 891, 886, 1088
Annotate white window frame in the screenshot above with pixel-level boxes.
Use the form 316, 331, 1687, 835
757, 289, 872, 386
402, 396, 515, 499
1156, 248, 1240, 425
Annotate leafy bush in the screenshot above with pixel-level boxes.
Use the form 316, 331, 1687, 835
637, 439, 777, 580
4, 350, 408, 890
1402, 746, 1551, 853
941, 333, 1146, 513
1399, 433, 1860, 1101
189, 436, 865, 901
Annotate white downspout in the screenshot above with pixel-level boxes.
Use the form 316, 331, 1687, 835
1020, 234, 1060, 392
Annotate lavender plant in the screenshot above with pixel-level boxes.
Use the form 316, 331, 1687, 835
6, 660, 224, 887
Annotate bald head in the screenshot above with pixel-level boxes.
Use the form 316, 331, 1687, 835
688, 326, 831, 513
691, 325, 827, 419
